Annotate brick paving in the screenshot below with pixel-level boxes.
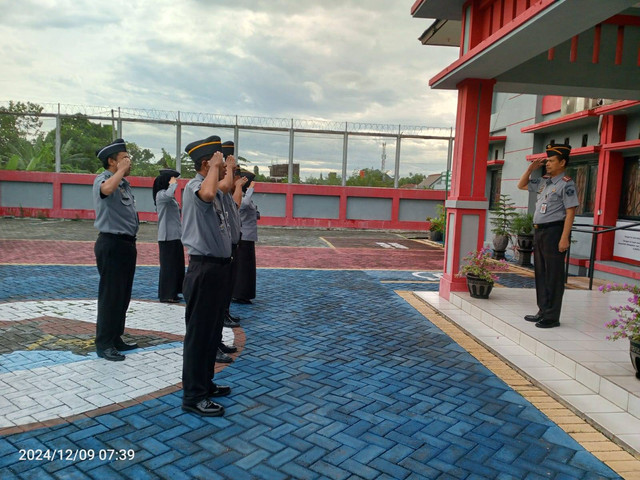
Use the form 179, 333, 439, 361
0, 219, 628, 479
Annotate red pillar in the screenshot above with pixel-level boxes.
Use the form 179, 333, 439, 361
439, 78, 494, 300
594, 114, 626, 260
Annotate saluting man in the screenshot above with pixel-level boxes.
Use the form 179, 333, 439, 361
93, 138, 139, 361
180, 135, 233, 417
517, 143, 579, 328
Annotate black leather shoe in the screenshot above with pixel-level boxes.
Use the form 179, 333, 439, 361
182, 399, 225, 417
97, 347, 125, 361
524, 313, 543, 322
223, 316, 240, 328
209, 383, 231, 397
115, 338, 139, 351
219, 343, 238, 354
232, 298, 253, 304
535, 320, 560, 328
216, 349, 233, 363
160, 298, 180, 303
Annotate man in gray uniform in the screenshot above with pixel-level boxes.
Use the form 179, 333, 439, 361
181, 135, 233, 417
93, 138, 139, 361
518, 143, 579, 328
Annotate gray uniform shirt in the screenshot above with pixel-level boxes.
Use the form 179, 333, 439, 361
181, 173, 232, 258
222, 192, 241, 245
528, 173, 579, 224
239, 187, 258, 242
156, 183, 182, 242
93, 170, 139, 236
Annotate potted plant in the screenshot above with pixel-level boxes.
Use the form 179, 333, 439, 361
426, 204, 445, 242
489, 194, 517, 260
601, 282, 640, 379
510, 212, 534, 266
457, 247, 510, 298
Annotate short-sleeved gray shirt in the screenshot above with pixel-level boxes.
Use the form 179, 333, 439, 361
156, 182, 182, 242
181, 173, 232, 258
239, 187, 258, 242
93, 170, 139, 236
528, 173, 579, 224
222, 192, 241, 244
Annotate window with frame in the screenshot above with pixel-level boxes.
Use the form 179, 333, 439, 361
565, 160, 598, 215
619, 156, 640, 220
489, 168, 502, 210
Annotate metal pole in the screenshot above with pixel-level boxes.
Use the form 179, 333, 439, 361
393, 125, 401, 188
588, 227, 598, 290
234, 115, 239, 160
342, 123, 348, 187
288, 119, 295, 183
176, 111, 181, 173
54, 103, 61, 173
117, 107, 122, 139
111, 110, 116, 140
445, 127, 454, 199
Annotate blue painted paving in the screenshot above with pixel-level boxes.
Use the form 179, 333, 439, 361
0, 265, 621, 479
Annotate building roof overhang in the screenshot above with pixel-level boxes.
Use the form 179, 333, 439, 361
412, 1, 640, 100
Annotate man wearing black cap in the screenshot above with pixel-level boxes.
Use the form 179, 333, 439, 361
180, 135, 232, 416
93, 139, 139, 361
518, 143, 579, 328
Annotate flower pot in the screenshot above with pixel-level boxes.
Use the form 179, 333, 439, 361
466, 274, 494, 299
515, 233, 534, 267
492, 234, 509, 260
430, 230, 443, 242
631, 339, 640, 380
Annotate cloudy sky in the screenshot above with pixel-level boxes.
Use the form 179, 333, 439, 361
0, 0, 459, 179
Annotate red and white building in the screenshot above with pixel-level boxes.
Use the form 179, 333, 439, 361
411, 0, 640, 297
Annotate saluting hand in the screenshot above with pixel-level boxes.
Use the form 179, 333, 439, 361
226, 155, 236, 170
210, 151, 224, 168
235, 176, 248, 189
169, 176, 177, 185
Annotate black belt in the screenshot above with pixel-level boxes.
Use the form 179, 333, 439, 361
533, 220, 564, 230
189, 255, 232, 265
100, 232, 136, 242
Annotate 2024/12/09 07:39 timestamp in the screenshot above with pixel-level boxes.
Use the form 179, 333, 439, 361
19, 449, 135, 462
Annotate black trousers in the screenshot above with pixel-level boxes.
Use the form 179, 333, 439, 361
158, 239, 185, 301
533, 224, 566, 322
182, 258, 230, 406
224, 243, 239, 314
94, 233, 137, 351
232, 240, 256, 300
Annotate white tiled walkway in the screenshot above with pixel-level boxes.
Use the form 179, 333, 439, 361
415, 288, 640, 455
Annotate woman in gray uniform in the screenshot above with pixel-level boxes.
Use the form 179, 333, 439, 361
152, 169, 184, 303
232, 174, 258, 304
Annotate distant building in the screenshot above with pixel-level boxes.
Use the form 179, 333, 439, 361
418, 172, 450, 190
269, 163, 300, 181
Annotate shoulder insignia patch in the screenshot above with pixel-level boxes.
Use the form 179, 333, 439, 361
565, 186, 575, 196
563, 176, 572, 181
530, 178, 540, 184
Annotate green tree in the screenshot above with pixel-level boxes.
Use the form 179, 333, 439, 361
0, 101, 44, 169
346, 168, 393, 187
44, 115, 114, 173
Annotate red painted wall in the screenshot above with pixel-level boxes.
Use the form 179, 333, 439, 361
0, 171, 445, 231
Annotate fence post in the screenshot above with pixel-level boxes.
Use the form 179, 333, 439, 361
342, 123, 348, 187
176, 111, 181, 173
393, 125, 401, 188
288, 118, 295, 183
55, 104, 61, 173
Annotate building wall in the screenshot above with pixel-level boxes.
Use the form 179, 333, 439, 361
0, 171, 445, 231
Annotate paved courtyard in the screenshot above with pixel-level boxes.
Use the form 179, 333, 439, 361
0, 218, 635, 479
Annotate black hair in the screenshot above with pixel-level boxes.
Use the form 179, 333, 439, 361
193, 154, 212, 172
152, 173, 172, 205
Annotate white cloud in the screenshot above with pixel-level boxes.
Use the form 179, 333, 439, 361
0, 0, 459, 178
